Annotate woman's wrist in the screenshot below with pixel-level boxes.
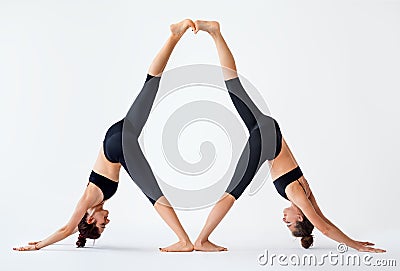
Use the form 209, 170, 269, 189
347, 240, 360, 250
34, 242, 41, 250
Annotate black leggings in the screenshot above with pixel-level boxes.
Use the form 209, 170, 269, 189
225, 77, 282, 199
103, 74, 163, 205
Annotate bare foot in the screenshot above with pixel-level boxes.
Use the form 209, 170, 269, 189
194, 239, 227, 252
193, 20, 220, 35
170, 19, 195, 37
159, 240, 194, 252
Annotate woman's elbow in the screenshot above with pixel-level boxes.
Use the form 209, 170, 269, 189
60, 225, 74, 236
319, 224, 332, 236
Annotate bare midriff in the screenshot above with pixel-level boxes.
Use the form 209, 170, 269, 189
92, 146, 121, 182
269, 137, 311, 197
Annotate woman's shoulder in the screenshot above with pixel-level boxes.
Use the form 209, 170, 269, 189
285, 177, 311, 199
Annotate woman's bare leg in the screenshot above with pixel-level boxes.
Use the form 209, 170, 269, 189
194, 193, 235, 251
148, 19, 194, 76
150, 19, 195, 252
155, 197, 193, 252
194, 20, 237, 80
192, 20, 240, 252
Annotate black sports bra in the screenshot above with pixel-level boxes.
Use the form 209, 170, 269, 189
88, 170, 118, 201
273, 166, 304, 200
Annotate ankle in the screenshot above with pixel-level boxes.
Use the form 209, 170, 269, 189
169, 33, 182, 41
195, 238, 208, 245
178, 236, 192, 244
210, 31, 222, 39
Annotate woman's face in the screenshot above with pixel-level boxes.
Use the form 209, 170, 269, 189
90, 208, 110, 233
282, 205, 303, 232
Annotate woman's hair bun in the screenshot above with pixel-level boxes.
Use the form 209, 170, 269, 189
76, 212, 101, 248
76, 234, 87, 248
301, 235, 314, 249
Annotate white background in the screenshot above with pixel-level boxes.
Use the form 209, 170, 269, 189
1, 0, 399, 270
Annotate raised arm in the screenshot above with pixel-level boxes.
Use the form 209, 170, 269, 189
287, 186, 386, 253
13, 185, 102, 251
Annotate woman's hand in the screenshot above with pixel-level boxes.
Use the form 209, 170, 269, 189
13, 242, 40, 251
354, 240, 375, 247
352, 240, 386, 253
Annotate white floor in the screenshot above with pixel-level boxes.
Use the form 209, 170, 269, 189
3, 229, 399, 271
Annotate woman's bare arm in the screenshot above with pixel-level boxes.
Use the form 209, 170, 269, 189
308, 191, 377, 248
287, 186, 386, 253
309, 191, 339, 228
13, 185, 102, 251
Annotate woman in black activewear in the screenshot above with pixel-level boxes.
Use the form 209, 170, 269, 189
192, 20, 385, 253
13, 19, 197, 252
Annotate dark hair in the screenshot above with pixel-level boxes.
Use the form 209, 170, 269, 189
76, 212, 101, 248
292, 215, 314, 249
